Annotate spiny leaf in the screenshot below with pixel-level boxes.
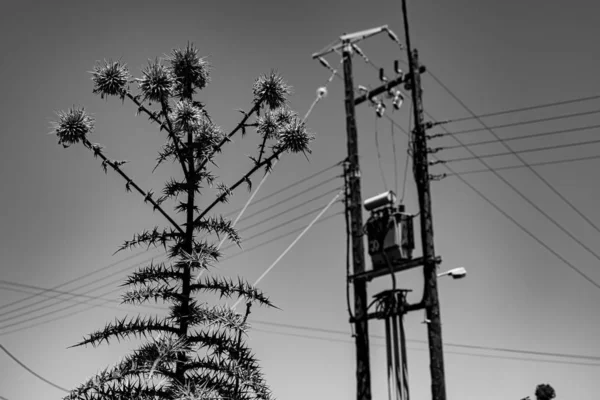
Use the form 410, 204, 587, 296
71, 315, 178, 348
190, 275, 276, 308
193, 215, 240, 245
122, 283, 182, 305
122, 261, 183, 287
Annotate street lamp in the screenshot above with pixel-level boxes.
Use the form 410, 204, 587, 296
422, 267, 468, 324
437, 267, 467, 280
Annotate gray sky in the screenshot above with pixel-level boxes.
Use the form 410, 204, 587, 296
1, 0, 599, 399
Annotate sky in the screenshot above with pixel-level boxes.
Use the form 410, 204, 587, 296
1, 0, 600, 399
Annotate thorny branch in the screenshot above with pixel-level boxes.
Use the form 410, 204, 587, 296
124, 92, 189, 179
194, 149, 282, 225
198, 104, 260, 172
81, 137, 184, 235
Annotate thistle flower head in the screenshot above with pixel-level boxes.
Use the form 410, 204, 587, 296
51, 106, 94, 148
277, 117, 314, 154
90, 59, 130, 99
272, 107, 297, 125
256, 111, 279, 140
167, 43, 211, 98
137, 59, 175, 103
171, 100, 204, 133
252, 70, 291, 109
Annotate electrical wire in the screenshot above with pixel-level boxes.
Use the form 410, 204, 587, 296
448, 153, 600, 176
0, 344, 69, 392
425, 68, 600, 268
374, 112, 389, 190
236, 176, 341, 223
437, 93, 600, 124
234, 188, 343, 234
0, 210, 344, 337
0, 197, 341, 333
342, 164, 356, 336
400, 101, 413, 203
324, 55, 600, 289
442, 122, 600, 150
0, 171, 341, 320
383, 111, 600, 291
0, 253, 168, 322
0, 248, 152, 312
249, 327, 600, 367
444, 138, 600, 163
249, 319, 600, 361
232, 190, 343, 309
436, 109, 600, 137
391, 116, 400, 196
0, 189, 342, 329
222, 162, 342, 219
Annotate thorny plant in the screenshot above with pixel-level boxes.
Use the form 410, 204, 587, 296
50, 43, 314, 400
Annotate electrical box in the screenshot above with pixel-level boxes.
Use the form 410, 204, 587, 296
365, 205, 414, 271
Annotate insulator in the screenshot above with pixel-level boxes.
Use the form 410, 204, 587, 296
393, 93, 404, 110
379, 68, 388, 82
394, 60, 402, 75
376, 102, 386, 118
317, 86, 328, 98
318, 57, 333, 71
358, 85, 369, 93
387, 29, 401, 45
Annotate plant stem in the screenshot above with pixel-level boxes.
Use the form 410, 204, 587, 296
159, 97, 190, 180
234, 302, 252, 398
256, 135, 269, 164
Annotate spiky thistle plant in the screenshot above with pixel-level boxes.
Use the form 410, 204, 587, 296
50, 43, 314, 400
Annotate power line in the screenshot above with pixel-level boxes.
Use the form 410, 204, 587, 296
384, 112, 600, 291
223, 201, 343, 250
444, 138, 600, 163
0, 211, 344, 336
0, 185, 342, 329
400, 101, 413, 202
435, 109, 600, 137
442, 122, 600, 150
0, 254, 165, 323
232, 191, 343, 309
327, 58, 600, 290
0, 172, 341, 320
439, 94, 600, 124
236, 176, 341, 223
249, 327, 600, 368
374, 113, 389, 190
222, 162, 342, 218
235, 187, 343, 234
425, 69, 600, 284
448, 153, 600, 176
249, 320, 600, 362
0, 344, 69, 392
0, 248, 152, 312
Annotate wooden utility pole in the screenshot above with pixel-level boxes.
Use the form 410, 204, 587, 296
342, 42, 372, 400
401, 1, 447, 399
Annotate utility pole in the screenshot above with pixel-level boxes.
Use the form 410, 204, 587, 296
312, 23, 441, 400
342, 42, 372, 400
401, 1, 447, 399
